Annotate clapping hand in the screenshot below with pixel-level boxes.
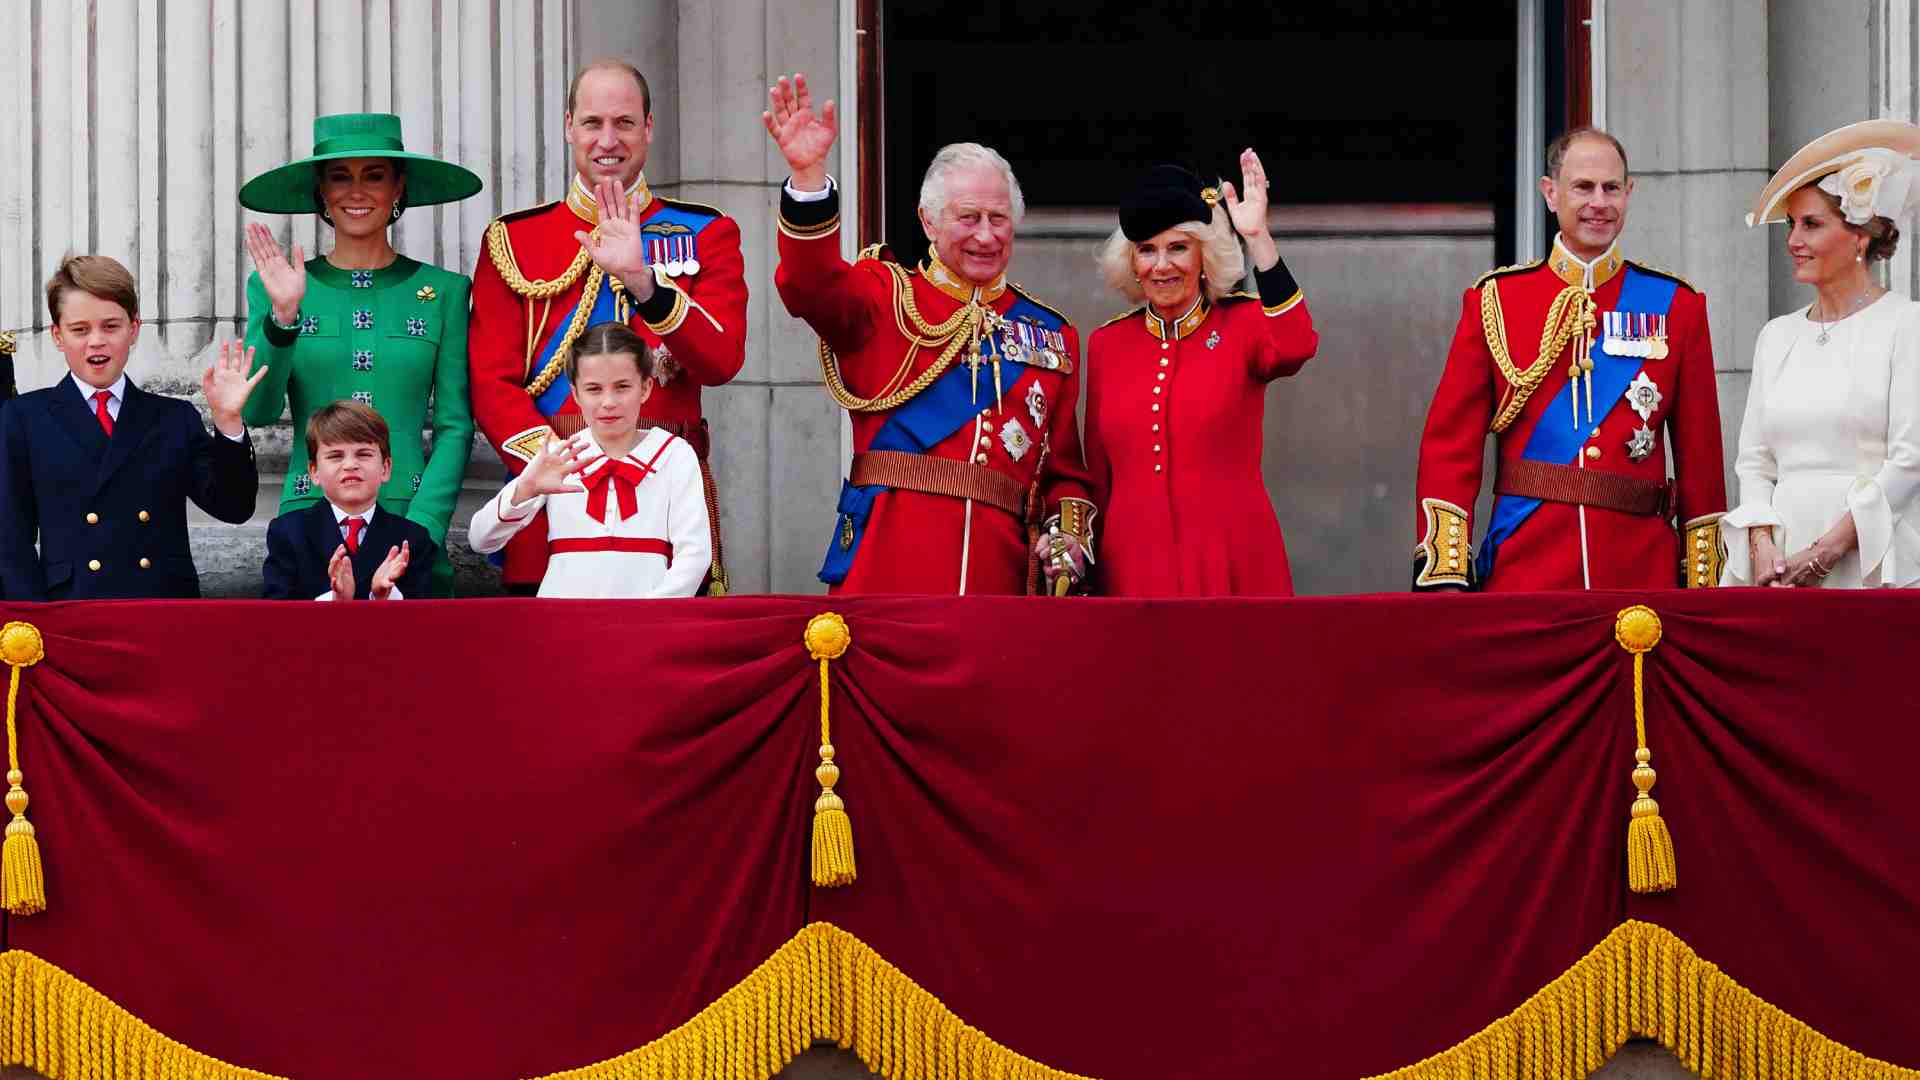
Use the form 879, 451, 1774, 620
512, 435, 587, 503
574, 178, 654, 301
326, 544, 356, 602
763, 73, 838, 193
202, 340, 266, 437
245, 223, 307, 326
1219, 147, 1279, 271
370, 541, 410, 600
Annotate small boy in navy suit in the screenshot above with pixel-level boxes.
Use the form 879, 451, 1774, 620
263, 401, 436, 601
0, 255, 262, 600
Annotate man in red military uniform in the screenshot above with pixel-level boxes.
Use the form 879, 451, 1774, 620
764, 73, 1093, 594
1414, 127, 1727, 591
468, 59, 746, 593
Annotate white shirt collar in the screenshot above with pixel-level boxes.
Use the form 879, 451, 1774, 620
69, 372, 126, 405
329, 502, 376, 526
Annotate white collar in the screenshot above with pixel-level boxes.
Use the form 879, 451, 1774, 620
70, 372, 127, 404
329, 502, 376, 526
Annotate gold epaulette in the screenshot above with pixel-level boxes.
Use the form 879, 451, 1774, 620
1098, 307, 1144, 329
485, 215, 593, 301
857, 243, 891, 263
1473, 258, 1544, 290
1006, 282, 1071, 328
0, 330, 14, 356
1627, 260, 1699, 293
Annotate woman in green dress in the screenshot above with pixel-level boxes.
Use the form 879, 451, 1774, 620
240, 113, 481, 594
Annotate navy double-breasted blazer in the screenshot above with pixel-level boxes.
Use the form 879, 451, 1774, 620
0, 376, 257, 599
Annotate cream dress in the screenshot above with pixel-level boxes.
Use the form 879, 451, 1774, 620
1721, 292, 1920, 587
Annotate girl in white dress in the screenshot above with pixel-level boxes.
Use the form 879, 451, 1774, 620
1723, 121, 1920, 588
468, 323, 711, 598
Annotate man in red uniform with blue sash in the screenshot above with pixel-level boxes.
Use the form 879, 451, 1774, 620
764, 73, 1094, 594
468, 60, 746, 593
1414, 128, 1728, 591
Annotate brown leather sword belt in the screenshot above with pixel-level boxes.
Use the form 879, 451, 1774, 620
850, 451, 1028, 518
1495, 459, 1673, 518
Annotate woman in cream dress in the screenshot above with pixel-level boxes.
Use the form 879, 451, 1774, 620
1723, 121, 1920, 588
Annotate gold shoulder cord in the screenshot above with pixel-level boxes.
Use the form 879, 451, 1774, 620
1483, 279, 1596, 434
817, 263, 989, 413
484, 220, 592, 298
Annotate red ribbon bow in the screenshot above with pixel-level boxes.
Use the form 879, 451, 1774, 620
580, 458, 653, 522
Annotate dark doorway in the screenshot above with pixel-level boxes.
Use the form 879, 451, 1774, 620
878, 1, 1522, 261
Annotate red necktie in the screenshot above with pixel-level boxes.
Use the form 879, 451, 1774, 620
92, 390, 114, 437
580, 459, 652, 523
343, 517, 364, 555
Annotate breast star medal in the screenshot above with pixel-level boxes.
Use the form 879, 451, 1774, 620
1627, 424, 1657, 462
1026, 382, 1048, 430
998, 416, 1032, 462
1624, 371, 1663, 421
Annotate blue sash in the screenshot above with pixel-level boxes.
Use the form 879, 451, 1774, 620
1475, 267, 1678, 583
819, 294, 1065, 584
529, 203, 722, 415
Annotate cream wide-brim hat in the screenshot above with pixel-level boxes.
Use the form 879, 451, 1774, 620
1747, 119, 1920, 226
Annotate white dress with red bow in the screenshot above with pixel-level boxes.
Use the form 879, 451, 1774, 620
468, 428, 712, 598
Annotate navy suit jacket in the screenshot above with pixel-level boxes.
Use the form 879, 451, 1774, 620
0, 377, 257, 600
262, 500, 436, 600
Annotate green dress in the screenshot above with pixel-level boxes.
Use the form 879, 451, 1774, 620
244, 256, 474, 593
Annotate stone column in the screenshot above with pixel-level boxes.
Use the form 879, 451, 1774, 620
1602, 0, 1771, 485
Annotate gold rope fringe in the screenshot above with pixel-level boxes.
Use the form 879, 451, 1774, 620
530, 921, 1092, 1080
1614, 606, 1677, 893
1365, 919, 1919, 1080
0, 949, 287, 1079
805, 613, 856, 888
1, 622, 47, 916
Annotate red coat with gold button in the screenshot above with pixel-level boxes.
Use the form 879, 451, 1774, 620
1085, 261, 1318, 596
1413, 237, 1727, 592
467, 175, 747, 587
773, 185, 1091, 595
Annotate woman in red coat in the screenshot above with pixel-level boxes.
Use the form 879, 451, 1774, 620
1080, 152, 1319, 596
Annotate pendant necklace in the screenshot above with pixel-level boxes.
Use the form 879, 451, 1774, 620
1813, 285, 1875, 345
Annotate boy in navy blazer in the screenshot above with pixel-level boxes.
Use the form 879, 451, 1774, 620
263, 401, 435, 601
0, 255, 263, 600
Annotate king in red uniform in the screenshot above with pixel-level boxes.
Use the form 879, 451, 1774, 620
1415, 128, 1727, 592
764, 73, 1093, 594
468, 60, 746, 593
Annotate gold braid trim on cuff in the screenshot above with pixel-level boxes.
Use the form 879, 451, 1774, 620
529, 921, 1093, 1080
0, 949, 288, 1079
777, 209, 841, 240
1414, 498, 1472, 588
1682, 513, 1727, 588
485, 220, 593, 300
818, 262, 989, 413
1362, 920, 1920, 1080
1485, 280, 1596, 434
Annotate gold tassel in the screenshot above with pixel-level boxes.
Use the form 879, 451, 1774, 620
1614, 606, 1676, 894
1, 621, 47, 916
804, 613, 856, 887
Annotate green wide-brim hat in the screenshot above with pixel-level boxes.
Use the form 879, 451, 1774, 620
239, 112, 482, 214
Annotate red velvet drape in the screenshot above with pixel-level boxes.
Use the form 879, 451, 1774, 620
0, 592, 1913, 1079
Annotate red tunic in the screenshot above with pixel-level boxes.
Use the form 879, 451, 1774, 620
1413, 237, 1727, 592
773, 186, 1092, 595
467, 175, 747, 587
1085, 263, 1318, 596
